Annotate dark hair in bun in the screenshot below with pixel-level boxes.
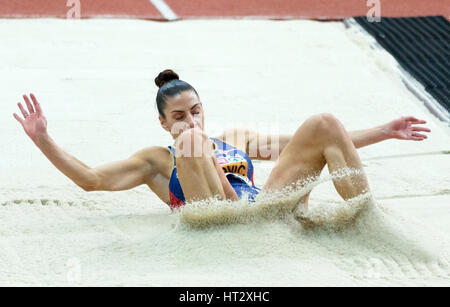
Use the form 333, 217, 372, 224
155, 69, 179, 88
155, 69, 199, 119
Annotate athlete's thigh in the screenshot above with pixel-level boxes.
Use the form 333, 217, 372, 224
175, 129, 238, 201
262, 116, 327, 192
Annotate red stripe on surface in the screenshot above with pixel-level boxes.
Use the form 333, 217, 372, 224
0, 0, 163, 19
0, 0, 447, 20
166, 0, 448, 19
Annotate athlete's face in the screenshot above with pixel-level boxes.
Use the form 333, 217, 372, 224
159, 90, 205, 139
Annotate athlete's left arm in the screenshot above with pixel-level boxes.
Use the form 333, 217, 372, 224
243, 116, 431, 161
348, 116, 430, 148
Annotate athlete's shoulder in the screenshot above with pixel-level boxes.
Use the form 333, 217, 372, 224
132, 146, 172, 167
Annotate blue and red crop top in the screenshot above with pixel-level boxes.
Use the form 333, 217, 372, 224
167, 137, 260, 210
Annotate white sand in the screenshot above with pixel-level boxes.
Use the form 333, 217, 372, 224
0, 18, 449, 286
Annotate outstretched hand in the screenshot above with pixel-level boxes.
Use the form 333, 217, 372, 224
384, 116, 431, 141
13, 94, 48, 141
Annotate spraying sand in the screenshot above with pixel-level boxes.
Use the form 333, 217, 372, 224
0, 18, 449, 286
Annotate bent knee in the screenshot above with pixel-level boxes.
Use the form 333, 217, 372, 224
311, 113, 345, 136
292, 113, 346, 146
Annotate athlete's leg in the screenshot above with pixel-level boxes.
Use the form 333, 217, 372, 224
175, 128, 239, 202
263, 113, 371, 208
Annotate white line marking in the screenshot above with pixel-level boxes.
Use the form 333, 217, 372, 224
365, 150, 450, 161
149, 0, 178, 21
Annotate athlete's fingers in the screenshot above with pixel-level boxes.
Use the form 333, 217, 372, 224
412, 132, 427, 138
30, 93, 42, 114
23, 94, 35, 114
410, 136, 425, 141
18, 102, 29, 118
405, 116, 426, 124
13, 113, 24, 125
412, 126, 431, 132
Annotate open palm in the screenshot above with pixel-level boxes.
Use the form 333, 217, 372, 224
13, 94, 48, 140
386, 116, 431, 141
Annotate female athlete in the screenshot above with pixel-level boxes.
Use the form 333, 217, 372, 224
13, 69, 431, 218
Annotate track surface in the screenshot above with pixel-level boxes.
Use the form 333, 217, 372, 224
0, 0, 448, 20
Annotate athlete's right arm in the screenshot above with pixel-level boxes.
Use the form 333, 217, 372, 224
13, 94, 156, 192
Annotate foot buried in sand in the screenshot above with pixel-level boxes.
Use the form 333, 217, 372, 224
295, 168, 374, 231
177, 167, 373, 230
295, 191, 374, 231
